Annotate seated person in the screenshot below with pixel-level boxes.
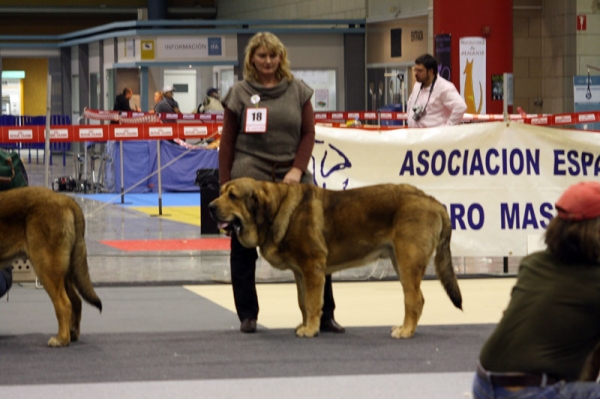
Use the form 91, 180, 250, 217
113, 87, 140, 112
473, 181, 600, 398
197, 87, 224, 114
149, 91, 164, 114
155, 85, 180, 122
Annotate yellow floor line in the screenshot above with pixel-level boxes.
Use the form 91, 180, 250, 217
131, 206, 201, 226
184, 278, 515, 329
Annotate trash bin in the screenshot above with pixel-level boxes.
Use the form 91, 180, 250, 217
194, 168, 220, 235
379, 104, 405, 126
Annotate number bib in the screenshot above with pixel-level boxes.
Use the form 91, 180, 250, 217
245, 108, 268, 133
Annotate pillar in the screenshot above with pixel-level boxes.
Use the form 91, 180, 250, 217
148, 0, 167, 21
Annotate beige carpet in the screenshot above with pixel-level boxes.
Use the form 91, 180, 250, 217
185, 278, 514, 329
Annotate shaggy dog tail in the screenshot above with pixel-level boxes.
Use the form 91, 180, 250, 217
69, 201, 103, 313
434, 208, 462, 310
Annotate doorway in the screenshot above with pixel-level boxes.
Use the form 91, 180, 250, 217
366, 66, 409, 112
164, 69, 197, 114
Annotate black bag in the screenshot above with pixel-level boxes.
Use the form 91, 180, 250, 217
0, 267, 12, 299
194, 168, 219, 191
0, 151, 28, 191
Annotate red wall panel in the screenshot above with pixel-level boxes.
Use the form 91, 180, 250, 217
434, 0, 513, 114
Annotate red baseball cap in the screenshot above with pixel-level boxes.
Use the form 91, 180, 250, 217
555, 181, 600, 221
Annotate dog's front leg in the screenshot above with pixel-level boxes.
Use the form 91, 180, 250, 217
292, 271, 307, 333
295, 267, 325, 338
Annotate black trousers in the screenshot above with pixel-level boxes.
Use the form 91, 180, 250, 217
230, 233, 336, 322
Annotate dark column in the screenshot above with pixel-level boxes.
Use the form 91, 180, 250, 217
78, 44, 90, 115
148, 0, 167, 20
0, 56, 3, 104
236, 34, 253, 81
48, 57, 63, 116
99, 40, 104, 111
344, 33, 366, 112
60, 48, 71, 120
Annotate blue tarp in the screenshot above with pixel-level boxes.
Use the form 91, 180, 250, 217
105, 140, 218, 193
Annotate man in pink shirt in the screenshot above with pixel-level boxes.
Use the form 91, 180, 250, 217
407, 54, 467, 128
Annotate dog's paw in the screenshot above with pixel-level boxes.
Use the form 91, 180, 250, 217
47, 336, 70, 347
70, 330, 80, 342
390, 325, 415, 339
295, 325, 319, 338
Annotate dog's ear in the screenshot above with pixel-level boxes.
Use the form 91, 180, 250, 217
271, 184, 302, 245
251, 188, 266, 226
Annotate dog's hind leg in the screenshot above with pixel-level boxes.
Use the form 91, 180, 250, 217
295, 268, 325, 338
31, 256, 72, 347
64, 275, 82, 342
390, 243, 430, 339
30, 255, 72, 347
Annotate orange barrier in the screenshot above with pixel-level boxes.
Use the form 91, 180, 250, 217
83, 108, 223, 123
0, 123, 222, 144
0, 108, 223, 144
2, 108, 599, 144
314, 110, 600, 127
83, 108, 600, 126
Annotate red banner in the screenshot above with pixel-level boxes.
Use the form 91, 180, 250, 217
47, 125, 74, 142
2, 126, 39, 143
314, 110, 600, 126
74, 125, 109, 142
3, 109, 600, 144
108, 124, 144, 141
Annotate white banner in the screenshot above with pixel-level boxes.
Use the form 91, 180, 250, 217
312, 122, 600, 257
460, 37, 486, 115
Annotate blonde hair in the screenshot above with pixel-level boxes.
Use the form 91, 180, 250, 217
243, 32, 293, 83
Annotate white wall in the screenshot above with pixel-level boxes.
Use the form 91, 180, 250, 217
217, 0, 366, 19
164, 69, 197, 114
277, 33, 346, 110
367, 0, 430, 21
576, 0, 600, 75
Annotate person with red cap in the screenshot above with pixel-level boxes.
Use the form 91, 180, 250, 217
472, 181, 600, 398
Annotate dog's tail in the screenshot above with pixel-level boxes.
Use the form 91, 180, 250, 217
434, 206, 462, 310
69, 201, 103, 313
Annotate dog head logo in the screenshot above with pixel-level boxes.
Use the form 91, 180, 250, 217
309, 140, 352, 189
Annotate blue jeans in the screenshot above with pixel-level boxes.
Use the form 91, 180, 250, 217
472, 373, 600, 399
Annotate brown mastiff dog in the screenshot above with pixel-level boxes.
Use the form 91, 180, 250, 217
209, 177, 462, 338
0, 187, 102, 347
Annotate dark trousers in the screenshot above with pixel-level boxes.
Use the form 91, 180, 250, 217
230, 233, 336, 322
